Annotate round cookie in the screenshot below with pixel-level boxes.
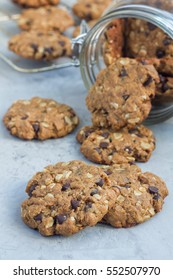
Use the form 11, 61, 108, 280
13, 0, 59, 8
76, 125, 156, 164
3, 97, 79, 140
101, 164, 168, 228
103, 19, 125, 66
72, 0, 112, 20
18, 7, 74, 33
126, 18, 173, 59
21, 160, 116, 236
86, 58, 159, 130
8, 30, 72, 61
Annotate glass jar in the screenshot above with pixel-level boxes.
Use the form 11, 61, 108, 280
72, 0, 173, 123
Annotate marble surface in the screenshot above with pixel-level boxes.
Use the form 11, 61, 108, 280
0, 0, 173, 260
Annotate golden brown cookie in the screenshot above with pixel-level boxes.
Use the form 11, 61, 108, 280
8, 30, 72, 61
72, 0, 112, 20
18, 6, 74, 33
126, 19, 173, 59
13, 0, 59, 8
103, 19, 125, 66
3, 97, 79, 140
21, 160, 116, 236
101, 164, 168, 228
76, 125, 156, 164
86, 58, 159, 130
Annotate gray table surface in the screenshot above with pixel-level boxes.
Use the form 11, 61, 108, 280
0, 0, 173, 260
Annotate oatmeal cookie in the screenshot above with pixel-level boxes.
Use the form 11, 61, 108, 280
72, 0, 112, 20
8, 30, 72, 61
101, 164, 168, 227
13, 0, 59, 8
76, 125, 156, 164
126, 19, 173, 59
103, 19, 125, 65
18, 6, 74, 33
21, 160, 116, 236
86, 58, 159, 130
3, 97, 79, 140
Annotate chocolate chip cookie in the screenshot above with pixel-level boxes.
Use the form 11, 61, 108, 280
103, 19, 125, 66
72, 0, 112, 20
126, 19, 173, 59
13, 0, 59, 8
18, 7, 74, 33
3, 97, 79, 140
101, 164, 168, 228
86, 58, 159, 130
21, 160, 116, 236
76, 125, 156, 164
9, 30, 71, 61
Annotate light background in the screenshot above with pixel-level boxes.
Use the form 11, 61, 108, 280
0, 0, 173, 260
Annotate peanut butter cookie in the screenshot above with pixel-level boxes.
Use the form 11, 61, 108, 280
72, 0, 112, 20
86, 58, 159, 130
76, 125, 156, 164
21, 160, 116, 236
101, 164, 168, 228
18, 6, 74, 33
3, 97, 79, 140
9, 30, 71, 61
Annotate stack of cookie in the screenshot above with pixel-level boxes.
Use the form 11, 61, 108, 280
77, 57, 159, 165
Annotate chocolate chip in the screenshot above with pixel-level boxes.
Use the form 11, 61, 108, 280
59, 41, 65, 47
162, 82, 170, 92
147, 22, 157, 31
30, 43, 38, 53
90, 189, 99, 196
123, 185, 131, 189
21, 116, 28, 120
163, 37, 172, 46
61, 183, 70, 191
124, 146, 133, 154
100, 142, 109, 149
55, 214, 67, 224
159, 74, 167, 84
34, 213, 42, 221
119, 67, 128, 77
32, 123, 39, 134
148, 186, 159, 194
71, 199, 80, 210
153, 193, 161, 200
104, 170, 112, 176
156, 49, 166, 58
28, 184, 38, 197
85, 129, 94, 138
96, 178, 104, 187
101, 132, 110, 138
143, 75, 153, 87
44, 47, 54, 54
122, 94, 129, 101
84, 202, 92, 211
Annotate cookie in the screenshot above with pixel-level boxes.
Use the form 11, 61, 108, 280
76, 125, 156, 164
8, 30, 72, 61
18, 7, 74, 33
86, 58, 159, 130
73, 20, 97, 38
103, 19, 125, 66
13, 0, 59, 8
72, 0, 112, 20
101, 164, 168, 228
3, 97, 79, 140
126, 19, 173, 59
21, 160, 116, 236
155, 75, 173, 103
